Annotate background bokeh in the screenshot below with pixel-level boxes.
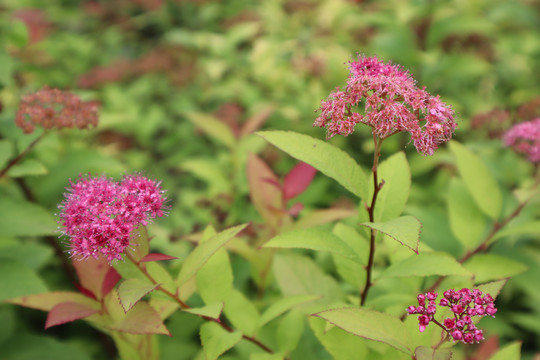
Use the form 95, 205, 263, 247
0, 0, 539, 359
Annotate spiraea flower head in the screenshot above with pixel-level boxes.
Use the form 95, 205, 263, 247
502, 118, 540, 163
58, 174, 168, 262
314, 55, 457, 155
407, 288, 497, 344
16, 86, 99, 134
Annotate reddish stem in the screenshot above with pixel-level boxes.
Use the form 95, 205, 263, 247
125, 252, 274, 354
360, 134, 384, 306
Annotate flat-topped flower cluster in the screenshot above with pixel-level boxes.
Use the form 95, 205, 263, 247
314, 55, 457, 155
58, 174, 167, 262
407, 289, 497, 344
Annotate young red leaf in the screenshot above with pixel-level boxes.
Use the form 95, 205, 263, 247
72, 253, 112, 300
247, 154, 283, 228
283, 162, 316, 201
101, 267, 121, 297
45, 301, 100, 329
140, 253, 178, 262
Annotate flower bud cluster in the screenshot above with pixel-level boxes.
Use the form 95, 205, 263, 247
407, 289, 497, 344
314, 55, 456, 155
16, 87, 99, 134
502, 118, 540, 163
58, 174, 167, 262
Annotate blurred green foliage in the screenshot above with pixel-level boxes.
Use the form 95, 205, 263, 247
0, 0, 539, 359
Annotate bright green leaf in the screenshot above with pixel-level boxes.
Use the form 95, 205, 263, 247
447, 178, 486, 250
277, 311, 304, 354
196, 247, 234, 305
5, 291, 98, 311
7, 159, 48, 177
0, 260, 48, 301
313, 307, 412, 355
381, 252, 472, 278
184, 302, 223, 320
464, 254, 528, 283
489, 341, 521, 360
309, 317, 367, 360
361, 216, 421, 253
374, 152, 411, 221
185, 112, 236, 148
273, 253, 345, 305
257, 131, 367, 200
493, 221, 540, 242
177, 223, 247, 287
223, 289, 260, 336
200, 322, 242, 360
449, 141, 502, 219
0, 198, 57, 237
476, 279, 507, 300
259, 295, 319, 327
117, 278, 160, 313
264, 228, 362, 263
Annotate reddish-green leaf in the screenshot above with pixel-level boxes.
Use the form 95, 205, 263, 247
107, 298, 171, 336
140, 253, 178, 262
45, 302, 100, 329
5, 291, 99, 311
247, 154, 283, 228
414, 346, 452, 360
313, 307, 412, 355
72, 253, 112, 301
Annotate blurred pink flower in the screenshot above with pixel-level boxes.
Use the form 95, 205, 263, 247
314, 55, 456, 155
502, 118, 540, 163
58, 174, 167, 262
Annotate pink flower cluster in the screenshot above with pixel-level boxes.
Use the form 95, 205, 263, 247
502, 118, 540, 163
314, 55, 457, 155
16, 87, 99, 134
58, 174, 167, 262
407, 289, 497, 344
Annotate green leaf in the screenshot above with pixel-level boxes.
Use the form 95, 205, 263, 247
223, 289, 260, 336
332, 223, 368, 288
489, 341, 521, 360
373, 152, 411, 221
257, 131, 367, 200
333, 223, 369, 264
361, 216, 421, 253
309, 317, 367, 360
0, 333, 92, 360
0, 139, 13, 168
0, 198, 57, 237
145, 261, 177, 294
0, 242, 54, 270
7, 159, 48, 177
277, 311, 304, 354
200, 322, 242, 360
177, 223, 247, 287
493, 221, 540, 241
313, 307, 412, 355
476, 279, 507, 300
183, 302, 224, 320
292, 208, 358, 230
250, 354, 284, 360
273, 253, 344, 305
181, 158, 230, 196
0, 260, 47, 301
449, 141, 502, 219
117, 278, 160, 313
414, 346, 452, 360
464, 254, 528, 283
381, 252, 472, 278
0, 48, 14, 86
264, 228, 362, 263
447, 178, 486, 250
185, 112, 236, 148
259, 295, 319, 327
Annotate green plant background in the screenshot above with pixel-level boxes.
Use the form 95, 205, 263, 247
0, 0, 539, 359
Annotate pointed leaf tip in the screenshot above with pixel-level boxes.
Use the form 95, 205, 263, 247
140, 253, 178, 262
